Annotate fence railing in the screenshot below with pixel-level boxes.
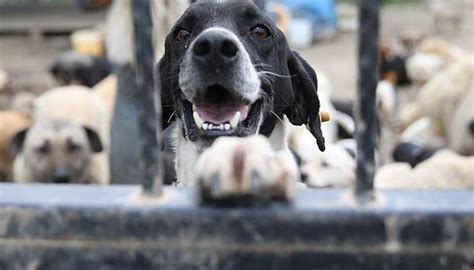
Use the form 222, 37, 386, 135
132, 0, 161, 195
354, 0, 379, 201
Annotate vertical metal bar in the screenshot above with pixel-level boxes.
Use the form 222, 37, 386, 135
132, 0, 162, 195
354, 0, 379, 200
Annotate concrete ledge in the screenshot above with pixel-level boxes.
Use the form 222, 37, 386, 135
0, 184, 473, 269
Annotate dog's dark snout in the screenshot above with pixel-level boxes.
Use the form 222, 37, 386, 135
53, 168, 71, 184
192, 33, 239, 64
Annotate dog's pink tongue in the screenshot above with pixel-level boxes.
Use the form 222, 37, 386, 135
195, 102, 249, 124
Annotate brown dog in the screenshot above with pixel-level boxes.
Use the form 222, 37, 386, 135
0, 111, 30, 181
10, 85, 112, 184
11, 120, 105, 184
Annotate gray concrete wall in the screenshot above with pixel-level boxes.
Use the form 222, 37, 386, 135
0, 184, 472, 269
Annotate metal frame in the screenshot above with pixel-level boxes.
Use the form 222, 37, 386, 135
355, 0, 379, 201
132, 0, 161, 195
0, 184, 472, 269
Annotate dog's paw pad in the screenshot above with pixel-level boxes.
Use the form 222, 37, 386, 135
197, 135, 298, 204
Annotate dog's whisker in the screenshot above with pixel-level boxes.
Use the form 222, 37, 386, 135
259, 75, 275, 86
167, 111, 177, 123
258, 71, 295, 79
271, 111, 285, 125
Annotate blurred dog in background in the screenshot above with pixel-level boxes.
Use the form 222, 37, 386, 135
10, 85, 111, 184
10, 120, 105, 184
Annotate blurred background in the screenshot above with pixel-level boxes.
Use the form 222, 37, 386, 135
0, 0, 473, 187
0, 0, 471, 101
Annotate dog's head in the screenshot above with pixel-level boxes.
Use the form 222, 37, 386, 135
159, 0, 325, 151
50, 51, 112, 88
10, 121, 103, 184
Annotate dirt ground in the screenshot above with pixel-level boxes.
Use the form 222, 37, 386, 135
1, 2, 473, 101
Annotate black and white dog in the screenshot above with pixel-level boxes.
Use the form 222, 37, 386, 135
159, 0, 325, 201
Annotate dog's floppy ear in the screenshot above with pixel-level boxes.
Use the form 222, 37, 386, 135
285, 51, 325, 151
8, 128, 29, 158
83, 126, 103, 153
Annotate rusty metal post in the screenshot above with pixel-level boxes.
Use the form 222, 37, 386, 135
132, 0, 162, 195
354, 0, 379, 200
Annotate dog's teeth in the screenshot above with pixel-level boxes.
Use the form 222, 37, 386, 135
229, 111, 241, 128
192, 104, 197, 111
193, 112, 204, 128
202, 122, 229, 131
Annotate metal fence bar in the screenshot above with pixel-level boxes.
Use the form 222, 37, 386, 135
132, 0, 161, 195
354, 0, 379, 200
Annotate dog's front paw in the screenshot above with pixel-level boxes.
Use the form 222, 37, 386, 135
197, 135, 298, 204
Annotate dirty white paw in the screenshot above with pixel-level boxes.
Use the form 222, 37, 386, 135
196, 135, 298, 204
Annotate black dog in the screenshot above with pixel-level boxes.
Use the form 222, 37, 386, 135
158, 0, 324, 189
50, 51, 111, 88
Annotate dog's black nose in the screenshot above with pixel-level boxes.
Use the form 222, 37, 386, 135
52, 168, 71, 184
469, 120, 474, 136
192, 33, 239, 64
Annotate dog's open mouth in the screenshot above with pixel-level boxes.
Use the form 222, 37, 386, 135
193, 102, 248, 131
183, 84, 262, 138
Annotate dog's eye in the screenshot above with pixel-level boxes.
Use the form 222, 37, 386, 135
66, 140, 81, 153
36, 144, 50, 155
175, 29, 191, 42
250, 25, 270, 40
67, 144, 81, 153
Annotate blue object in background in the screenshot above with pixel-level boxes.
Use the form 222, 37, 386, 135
269, 0, 337, 39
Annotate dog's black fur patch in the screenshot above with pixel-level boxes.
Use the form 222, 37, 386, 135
50, 51, 111, 88
393, 142, 440, 168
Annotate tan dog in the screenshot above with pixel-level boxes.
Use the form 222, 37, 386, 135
403, 56, 474, 154
34, 85, 110, 143
406, 38, 466, 84
11, 120, 105, 184
0, 111, 30, 181
93, 74, 117, 114
22, 85, 111, 184
376, 150, 474, 189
